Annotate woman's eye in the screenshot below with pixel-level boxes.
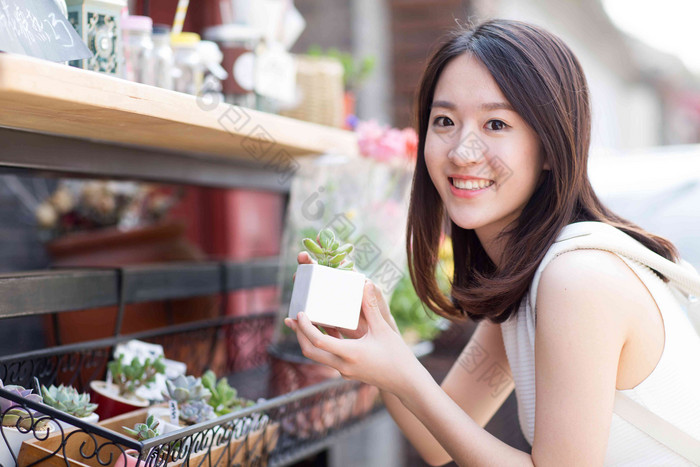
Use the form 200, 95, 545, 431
486, 119, 507, 131
433, 116, 454, 127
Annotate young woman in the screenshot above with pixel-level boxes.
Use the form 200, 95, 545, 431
285, 19, 700, 466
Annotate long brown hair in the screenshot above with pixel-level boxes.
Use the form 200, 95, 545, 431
406, 18, 680, 323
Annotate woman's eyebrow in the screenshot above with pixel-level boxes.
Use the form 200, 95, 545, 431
480, 102, 514, 111
430, 100, 456, 110
430, 100, 514, 111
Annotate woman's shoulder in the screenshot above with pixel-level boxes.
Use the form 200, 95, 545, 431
535, 248, 647, 336
540, 248, 647, 301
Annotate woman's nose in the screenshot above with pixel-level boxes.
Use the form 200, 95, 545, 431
447, 130, 489, 167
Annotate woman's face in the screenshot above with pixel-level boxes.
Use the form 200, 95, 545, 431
425, 53, 549, 243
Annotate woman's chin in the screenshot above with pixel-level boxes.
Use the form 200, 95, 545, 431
448, 215, 485, 231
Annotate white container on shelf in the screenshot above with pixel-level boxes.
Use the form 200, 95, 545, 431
0, 425, 50, 467
171, 32, 203, 95
288, 264, 365, 330
152, 24, 175, 90
122, 15, 155, 85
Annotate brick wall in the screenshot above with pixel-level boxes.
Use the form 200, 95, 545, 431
390, 0, 471, 128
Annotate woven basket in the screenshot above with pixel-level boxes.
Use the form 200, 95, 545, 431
279, 55, 345, 128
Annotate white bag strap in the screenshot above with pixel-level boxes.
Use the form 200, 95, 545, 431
530, 221, 700, 463
614, 392, 700, 464
530, 221, 700, 332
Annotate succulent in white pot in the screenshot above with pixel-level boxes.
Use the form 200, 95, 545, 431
0, 380, 50, 467
41, 384, 99, 431
288, 229, 366, 330
161, 375, 215, 427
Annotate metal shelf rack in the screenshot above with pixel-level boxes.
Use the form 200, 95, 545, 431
0, 51, 379, 467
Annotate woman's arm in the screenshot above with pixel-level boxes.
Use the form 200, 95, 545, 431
381, 319, 514, 466
288, 251, 634, 466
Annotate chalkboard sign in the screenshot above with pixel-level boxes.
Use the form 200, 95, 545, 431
0, 0, 92, 62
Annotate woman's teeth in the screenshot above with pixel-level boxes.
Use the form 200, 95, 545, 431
451, 178, 494, 190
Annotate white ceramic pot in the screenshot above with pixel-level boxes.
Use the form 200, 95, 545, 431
288, 264, 366, 330
0, 425, 50, 466
50, 412, 99, 433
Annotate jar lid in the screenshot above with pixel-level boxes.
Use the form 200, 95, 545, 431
121, 15, 153, 32
171, 32, 201, 46
203, 24, 261, 43
153, 23, 171, 35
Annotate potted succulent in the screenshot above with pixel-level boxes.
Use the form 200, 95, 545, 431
201, 370, 254, 417
90, 354, 166, 419
288, 229, 366, 330
149, 374, 215, 432
40, 384, 99, 431
117, 414, 161, 467
0, 380, 50, 467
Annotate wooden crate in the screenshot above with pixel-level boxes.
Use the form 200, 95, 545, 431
18, 407, 279, 466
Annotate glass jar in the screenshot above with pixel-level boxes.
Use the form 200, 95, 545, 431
203, 24, 260, 108
171, 32, 203, 96
197, 40, 227, 104
122, 15, 155, 85
152, 24, 174, 90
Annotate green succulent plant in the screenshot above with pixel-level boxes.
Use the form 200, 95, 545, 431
123, 414, 160, 441
162, 374, 217, 425
302, 229, 354, 270
306, 45, 376, 92
201, 370, 254, 417
162, 375, 211, 405
107, 354, 166, 397
40, 384, 98, 418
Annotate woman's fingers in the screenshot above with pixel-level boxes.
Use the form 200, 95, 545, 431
285, 315, 346, 367
361, 281, 385, 329
322, 326, 343, 339
293, 252, 315, 282
297, 252, 314, 264
369, 281, 400, 333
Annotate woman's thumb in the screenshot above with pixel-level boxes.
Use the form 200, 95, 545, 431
361, 281, 383, 326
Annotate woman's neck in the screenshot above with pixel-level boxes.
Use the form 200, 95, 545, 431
475, 224, 509, 270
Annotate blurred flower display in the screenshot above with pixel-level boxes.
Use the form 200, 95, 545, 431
354, 119, 418, 163
35, 180, 183, 240
389, 235, 453, 345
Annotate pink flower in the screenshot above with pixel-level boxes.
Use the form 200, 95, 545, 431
356, 120, 419, 163
402, 127, 418, 160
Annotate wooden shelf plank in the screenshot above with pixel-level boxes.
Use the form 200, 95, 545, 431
0, 52, 358, 163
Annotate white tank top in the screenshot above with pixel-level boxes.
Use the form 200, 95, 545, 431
500, 223, 700, 466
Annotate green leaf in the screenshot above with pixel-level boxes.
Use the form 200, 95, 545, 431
336, 244, 353, 255
339, 261, 354, 270
329, 252, 347, 266
318, 229, 335, 250
302, 238, 324, 256
202, 370, 216, 390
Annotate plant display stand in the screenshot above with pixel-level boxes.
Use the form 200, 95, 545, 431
0, 52, 388, 467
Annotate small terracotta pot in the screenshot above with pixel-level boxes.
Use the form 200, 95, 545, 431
89, 381, 149, 420
114, 448, 142, 467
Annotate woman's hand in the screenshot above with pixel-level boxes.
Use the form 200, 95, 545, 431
293, 251, 399, 339
284, 281, 421, 396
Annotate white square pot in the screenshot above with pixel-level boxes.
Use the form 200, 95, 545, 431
288, 264, 366, 330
